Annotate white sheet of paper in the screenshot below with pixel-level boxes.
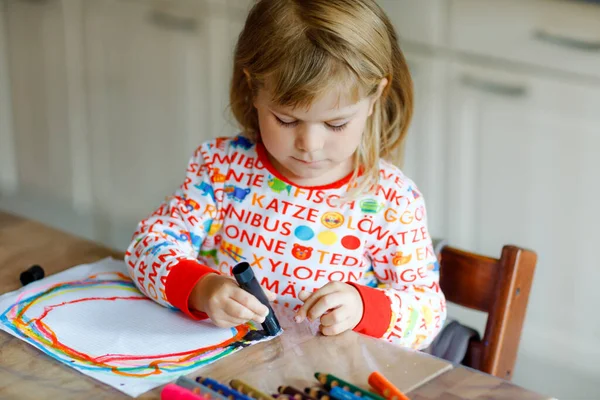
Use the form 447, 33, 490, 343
0, 258, 278, 397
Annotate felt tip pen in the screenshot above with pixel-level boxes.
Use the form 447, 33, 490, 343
233, 262, 281, 336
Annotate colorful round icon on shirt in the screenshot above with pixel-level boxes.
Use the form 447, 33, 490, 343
317, 230, 337, 245
294, 225, 315, 241
321, 211, 344, 229
341, 235, 361, 250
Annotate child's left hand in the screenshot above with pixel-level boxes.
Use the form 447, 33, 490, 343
294, 282, 364, 336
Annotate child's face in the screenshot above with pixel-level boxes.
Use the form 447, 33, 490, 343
253, 83, 384, 187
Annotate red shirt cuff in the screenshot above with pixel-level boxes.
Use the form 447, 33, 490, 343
165, 260, 217, 320
347, 282, 392, 338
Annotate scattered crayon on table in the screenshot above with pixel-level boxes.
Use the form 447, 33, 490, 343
162, 383, 208, 400
314, 373, 385, 400
367, 372, 409, 400
305, 387, 330, 400
278, 385, 316, 400
197, 377, 255, 400
329, 387, 363, 400
230, 379, 276, 400
176, 377, 229, 400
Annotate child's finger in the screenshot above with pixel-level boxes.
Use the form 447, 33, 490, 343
298, 290, 311, 302
320, 307, 350, 327
224, 297, 263, 322
224, 316, 250, 327
320, 321, 350, 336
305, 292, 344, 322
230, 288, 269, 319
294, 285, 338, 323
212, 315, 248, 328
262, 287, 277, 302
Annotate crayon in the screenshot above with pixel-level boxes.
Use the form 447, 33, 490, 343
230, 379, 276, 400
314, 373, 385, 400
367, 372, 409, 400
304, 387, 330, 400
279, 386, 316, 400
162, 383, 208, 400
329, 387, 362, 400
197, 377, 255, 400
176, 376, 229, 400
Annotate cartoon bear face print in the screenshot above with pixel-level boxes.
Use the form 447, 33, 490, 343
292, 244, 313, 261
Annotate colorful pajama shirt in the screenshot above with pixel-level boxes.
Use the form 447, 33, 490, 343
125, 135, 446, 349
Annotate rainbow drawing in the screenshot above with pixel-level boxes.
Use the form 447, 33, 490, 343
0, 258, 275, 397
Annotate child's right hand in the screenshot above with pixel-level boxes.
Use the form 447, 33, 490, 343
190, 273, 276, 328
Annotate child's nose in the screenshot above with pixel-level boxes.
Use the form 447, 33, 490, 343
295, 126, 324, 153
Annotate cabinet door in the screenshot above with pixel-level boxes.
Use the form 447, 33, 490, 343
446, 61, 600, 385
378, 0, 447, 47
84, 0, 244, 249
0, 0, 17, 195
2, 0, 72, 205
402, 51, 448, 238
204, 0, 247, 137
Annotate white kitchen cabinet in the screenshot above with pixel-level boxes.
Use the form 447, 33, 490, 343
446, 60, 600, 386
0, 0, 17, 196
204, 0, 247, 137
1, 0, 72, 205
83, 0, 244, 249
0, 0, 597, 397
402, 51, 448, 239
0, 0, 98, 237
449, 0, 600, 80
379, 0, 447, 47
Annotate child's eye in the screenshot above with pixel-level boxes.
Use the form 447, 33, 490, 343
326, 122, 348, 132
274, 115, 299, 128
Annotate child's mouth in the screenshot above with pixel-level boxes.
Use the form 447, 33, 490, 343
293, 157, 324, 165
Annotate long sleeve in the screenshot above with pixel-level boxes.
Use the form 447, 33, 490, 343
124, 143, 219, 320
352, 187, 446, 350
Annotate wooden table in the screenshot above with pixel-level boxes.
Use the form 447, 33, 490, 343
0, 211, 553, 400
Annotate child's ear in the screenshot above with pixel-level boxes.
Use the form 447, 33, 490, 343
243, 68, 259, 109
368, 77, 389, 116
243, 68, 252, 87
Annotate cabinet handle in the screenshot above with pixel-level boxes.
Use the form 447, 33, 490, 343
149, 10, 199, 32
533, 29, 600, 52
460, 74, 528, 98
16, 0, 49, 4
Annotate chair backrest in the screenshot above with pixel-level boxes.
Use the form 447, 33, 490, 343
439, 245, 537, 380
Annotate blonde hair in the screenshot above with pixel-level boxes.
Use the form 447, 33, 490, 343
229, 0, 413, 196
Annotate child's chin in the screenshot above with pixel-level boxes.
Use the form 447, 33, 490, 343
292, 167, 327, 179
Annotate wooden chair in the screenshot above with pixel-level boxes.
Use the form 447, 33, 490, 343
438, 245, 537, 380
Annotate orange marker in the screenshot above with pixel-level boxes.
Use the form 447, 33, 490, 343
367, 372, 409, 400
